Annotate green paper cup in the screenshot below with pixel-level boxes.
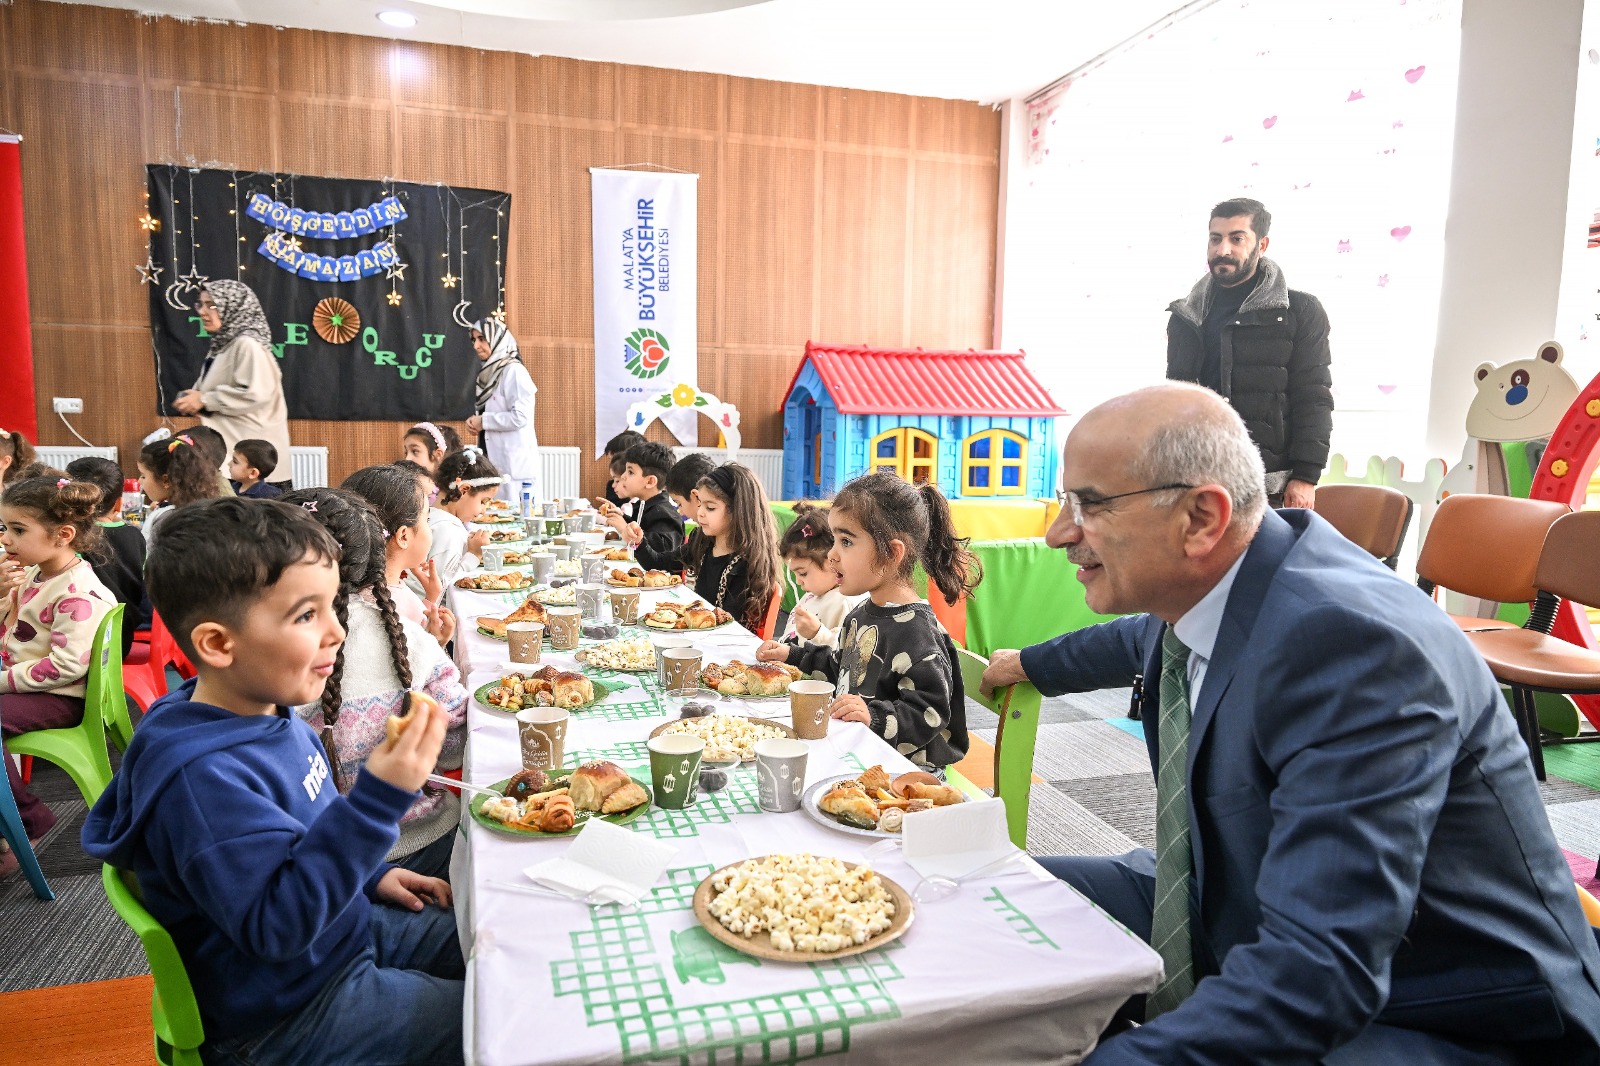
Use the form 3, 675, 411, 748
648, 733, 704, 810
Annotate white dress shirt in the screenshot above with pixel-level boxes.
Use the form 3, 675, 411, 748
1171, 551, 1248, 706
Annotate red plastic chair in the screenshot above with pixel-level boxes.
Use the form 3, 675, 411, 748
928, 590, 968, 648
124, 613, 194, 712
756, 587, 783, 641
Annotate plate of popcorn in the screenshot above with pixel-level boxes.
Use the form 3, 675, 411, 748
575, 637, 657, 673
531, 584, 579, 605
472, 763, 652, 837
648, 713, 796, 763
554, 560, 582, 578
801, 765, 968, 838
693, 854, 913, 961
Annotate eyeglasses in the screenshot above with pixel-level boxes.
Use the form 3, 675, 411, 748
1055, 483, 1195, 525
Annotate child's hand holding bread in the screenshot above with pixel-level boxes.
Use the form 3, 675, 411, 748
367, 691, 447, 793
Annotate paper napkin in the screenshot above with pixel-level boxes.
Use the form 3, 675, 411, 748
523, 818, 677, 906
900, 796, 1017, 881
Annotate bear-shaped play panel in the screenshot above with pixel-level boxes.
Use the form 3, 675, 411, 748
1465, 341, 1580, 444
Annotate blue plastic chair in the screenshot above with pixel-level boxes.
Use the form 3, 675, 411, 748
0, 750, 54, 900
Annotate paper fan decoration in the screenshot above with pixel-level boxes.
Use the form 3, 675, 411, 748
313, 298, 360, 344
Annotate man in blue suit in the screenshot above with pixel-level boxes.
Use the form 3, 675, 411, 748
982, 384, 1600, 1064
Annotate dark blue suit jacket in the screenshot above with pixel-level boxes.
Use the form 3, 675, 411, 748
1021, 509, 1600, 1063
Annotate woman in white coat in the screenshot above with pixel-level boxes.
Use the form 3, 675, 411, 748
463, 317, 540, 501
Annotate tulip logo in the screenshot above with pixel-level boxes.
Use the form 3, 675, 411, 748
624, 328, 671, 380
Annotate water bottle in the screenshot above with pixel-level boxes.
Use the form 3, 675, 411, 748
521, 482, 533, 520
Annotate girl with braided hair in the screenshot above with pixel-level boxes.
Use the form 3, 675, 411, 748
283, 487, 469, 879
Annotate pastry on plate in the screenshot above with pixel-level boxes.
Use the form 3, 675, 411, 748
600, 779, 649, 814
819, 783, 881, 830
609, 567, 644, 587
640, 569, 677, 588
568, 760, 635, 812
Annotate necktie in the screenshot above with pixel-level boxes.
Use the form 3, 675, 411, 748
1147, 623, 1196, 1017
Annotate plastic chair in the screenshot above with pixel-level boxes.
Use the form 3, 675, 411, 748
8, 604, 132, 806
124, 611, 189, 712
928, 590, 968, 648
1578, 884, 1600, 928
947, 648, 1043, 849
0, 755, 53, 899
1312, 483, 1414, 570
755, 586, 782, 641
1467, 510, 1600, 782
102, 865, 206, 1066
1415, 493, 1570, 635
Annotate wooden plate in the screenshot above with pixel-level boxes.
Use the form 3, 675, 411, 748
800, 776, 966, 839
474, 678, 619, 713
692, 858, 913, 962
648, 715, 797, 764
469, 772, 652, 838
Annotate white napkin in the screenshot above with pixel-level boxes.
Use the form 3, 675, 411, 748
523, 818, 677, 906
901, 796, 1016, 881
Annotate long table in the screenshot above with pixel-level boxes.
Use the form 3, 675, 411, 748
445, 562, 1161, 1066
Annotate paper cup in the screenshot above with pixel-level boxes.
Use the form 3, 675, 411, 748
529, 552, 556, 584
507, 621, 544, 664
562, 496, 585, 513
575, 583, 607, 619
610, 587, 642, 624
546, 606, 582, 650
551, 542, 574, 562
652, 635, 695, 687
662, 648, 703, 693
788, 680, 833, 740
755, 738, 809, 813
579, 553, 609, 584
543, 501, 560, 518
482, 545, 506, 571
648, 733, 704, 809
517, 706, 568, 771
575, 510, 598, 532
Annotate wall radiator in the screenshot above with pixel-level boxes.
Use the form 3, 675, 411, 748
36, 445, 118, 469
289, 446, 329, 488
672, 447, 785, 501
542, 447, 581, 499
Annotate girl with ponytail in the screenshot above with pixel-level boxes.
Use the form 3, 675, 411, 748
138, 434, 221, 543
282, 487, 469, 878
756, 471, 982, 771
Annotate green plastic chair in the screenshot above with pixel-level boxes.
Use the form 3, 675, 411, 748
949, 647, 1043, 849
9, 604, 133, 806
101, 864, 206, 1066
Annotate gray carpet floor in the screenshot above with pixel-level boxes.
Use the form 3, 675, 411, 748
4, 686, 1598, 993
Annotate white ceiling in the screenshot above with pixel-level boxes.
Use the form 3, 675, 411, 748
56, 0, 1184, 104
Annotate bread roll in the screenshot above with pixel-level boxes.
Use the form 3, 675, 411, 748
385, 691, 438, 744
551, 671, 595, 710
568, 760, 631, 811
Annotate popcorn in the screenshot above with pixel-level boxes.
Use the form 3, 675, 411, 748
707, 854, 896, 953
582, 637, 656, 672
660, 715, 790, 762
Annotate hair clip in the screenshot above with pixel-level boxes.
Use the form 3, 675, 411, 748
57, 478, 70, 488
462, 445, 481, 464
381, 527, 391, 539
302, 501, 318, 512
167, 435, 192, 453
800, 524, 813, 538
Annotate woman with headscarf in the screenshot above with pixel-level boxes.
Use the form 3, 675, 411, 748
172, 280, 294, 489
463, 317, 540, 501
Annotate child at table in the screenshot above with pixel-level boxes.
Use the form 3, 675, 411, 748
600, 429, 647, 512
66, 456, 150, 656
777, 502, 864, 650
427, 446, 503, 586
284, 488, 469, 879
228, 438, 284, 499
757, 472, 978, 770
0, 475, 117, 879
679, 463, 782, 634
137, 434, 220, 543
607, 442, 685, 571
343, 464, 455, 650
0, 427, 36, 486
600, 453, 639, 525
400, 421, 462, 475
80, 497, 464, 1064
663, 451, 714, 520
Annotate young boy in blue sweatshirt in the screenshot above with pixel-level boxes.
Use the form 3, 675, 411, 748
604, 441, 685, 572
82, 497, 465, 1066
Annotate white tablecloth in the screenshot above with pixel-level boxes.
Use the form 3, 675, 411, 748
446, 566, 1162, 1066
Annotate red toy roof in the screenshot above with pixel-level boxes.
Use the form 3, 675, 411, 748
782, 343, 1068, 417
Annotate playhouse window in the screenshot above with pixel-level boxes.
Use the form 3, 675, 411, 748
962, 430, 1027, 497
869, 428, 939, 485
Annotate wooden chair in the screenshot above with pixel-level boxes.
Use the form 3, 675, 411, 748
1312, 483, 1414, 569
946, 648, 1043, 849
1415, 493, 1570, 635
1467, 510, 1600, 781
102, 865, 206, 1065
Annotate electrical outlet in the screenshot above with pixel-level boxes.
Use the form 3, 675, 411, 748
53, 397, 83, 414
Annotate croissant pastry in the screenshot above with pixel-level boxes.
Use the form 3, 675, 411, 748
536, 793, 576, 832
902, 782, 965, 806
858, 765, 892, 793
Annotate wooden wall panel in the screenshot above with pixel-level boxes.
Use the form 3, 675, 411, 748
819, 151, 909, 346
142, 17, 277, 92
721, 142, 815, 348
147, 87, 277, 171
3, 0, 998, 499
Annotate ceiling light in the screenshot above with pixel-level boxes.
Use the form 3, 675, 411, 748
377, 11, 418, 28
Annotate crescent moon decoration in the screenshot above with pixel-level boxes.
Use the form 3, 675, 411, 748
452, 299, 475, 329
313, 298, 361, 344
164, 280, 191, 311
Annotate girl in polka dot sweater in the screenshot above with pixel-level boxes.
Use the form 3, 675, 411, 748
757, 472, 981, 770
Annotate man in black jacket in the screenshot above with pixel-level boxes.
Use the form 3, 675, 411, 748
1167, 198, 1333, 508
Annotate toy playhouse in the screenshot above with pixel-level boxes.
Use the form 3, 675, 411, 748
780, 343, 1067, 501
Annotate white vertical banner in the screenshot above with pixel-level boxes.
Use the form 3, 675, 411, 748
590, 168, 699, 456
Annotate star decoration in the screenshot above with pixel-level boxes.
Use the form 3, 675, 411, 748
139, 213, 161, 232
177, 265, 209, 293
386, 260, 409, 281
286, 236, 304, 252
490, 306, 507, 322
136, 257, 163, 285
387, 291, 403, 306
441, 272, 459, 289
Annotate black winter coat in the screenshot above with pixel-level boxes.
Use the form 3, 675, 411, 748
1167, 257, 1334, 485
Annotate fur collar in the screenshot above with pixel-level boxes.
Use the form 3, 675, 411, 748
1170, 256, 1291, 327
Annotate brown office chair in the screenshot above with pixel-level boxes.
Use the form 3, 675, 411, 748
1312, 484, 1414, 569
1468, 510, 1600, 781
1414, 493, 1571, 635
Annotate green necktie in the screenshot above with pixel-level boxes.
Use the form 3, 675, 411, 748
1147, 624, 1196, 1017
